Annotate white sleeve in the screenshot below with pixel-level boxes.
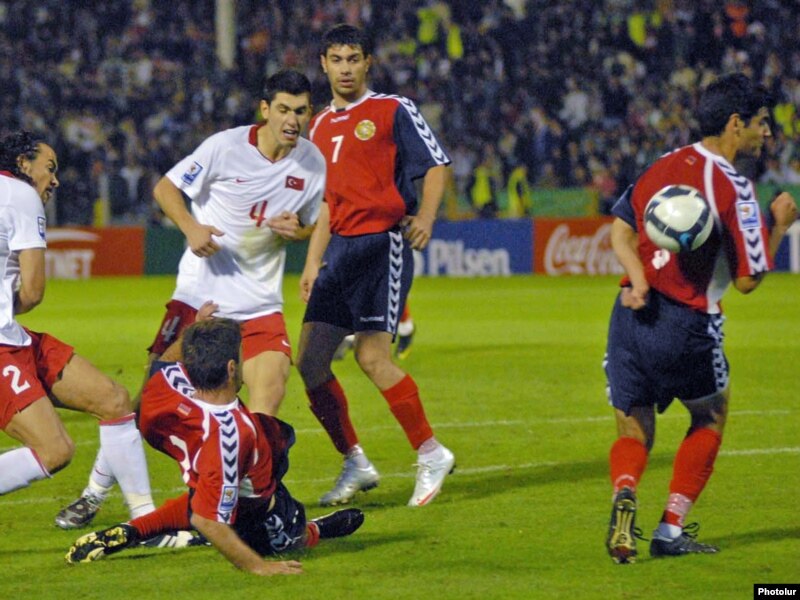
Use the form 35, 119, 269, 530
164, 133, 223, 203
9, 186, 47, 251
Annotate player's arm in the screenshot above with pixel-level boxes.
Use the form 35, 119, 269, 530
300, 202, 332, 303
404, 164, 450, 250
610, 218, 649, 310
14, 248, 45, 314
733, 190, 798, 294
189, 513, 302, 576
153, 176, 224, 258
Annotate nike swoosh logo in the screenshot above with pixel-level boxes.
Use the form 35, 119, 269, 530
281, 340, 290, 347
235, 178, 249, 183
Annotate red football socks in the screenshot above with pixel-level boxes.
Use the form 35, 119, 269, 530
609, 436, 648, 493
381, 374, 434, 450
129, 493, 191, 539
307, 378, 359, 454
668, 427, 722, 502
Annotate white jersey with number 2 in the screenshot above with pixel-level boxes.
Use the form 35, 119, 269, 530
166, 125, 325, 320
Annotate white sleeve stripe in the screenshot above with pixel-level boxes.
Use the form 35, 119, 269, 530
715, 161, 769, 273
212, 410, 239, 524
390, 95, 449, 165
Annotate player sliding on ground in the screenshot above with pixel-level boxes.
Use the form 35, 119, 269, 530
66, 316, 363, 575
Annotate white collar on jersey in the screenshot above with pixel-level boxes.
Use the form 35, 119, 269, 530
330, 89, 375, 113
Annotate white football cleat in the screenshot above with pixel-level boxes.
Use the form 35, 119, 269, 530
408, 446, 455, 507
319, 456, 380, 506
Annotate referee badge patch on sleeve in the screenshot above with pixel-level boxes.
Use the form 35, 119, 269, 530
38, 216, 46, 240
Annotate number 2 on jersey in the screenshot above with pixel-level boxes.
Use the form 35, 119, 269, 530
2, 365, 32, 395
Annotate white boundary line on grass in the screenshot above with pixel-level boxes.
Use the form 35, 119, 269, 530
1, 409, 792, 452
0, 445, 798, 507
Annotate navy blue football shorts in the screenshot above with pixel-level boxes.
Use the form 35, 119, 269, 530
604, 289, 729, 415
304, 229, 414, 336
234, 483, 307, 556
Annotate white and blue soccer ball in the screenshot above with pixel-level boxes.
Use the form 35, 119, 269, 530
644, 184, 714, 253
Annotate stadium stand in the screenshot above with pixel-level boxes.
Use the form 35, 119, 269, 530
1, 0, 798, 223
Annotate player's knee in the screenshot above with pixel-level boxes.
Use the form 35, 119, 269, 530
98, 382, 133, 420
37, 435, 75, 473
296, 352, 327, 389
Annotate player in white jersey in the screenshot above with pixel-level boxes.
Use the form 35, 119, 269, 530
0, 132, 155, 523
56, 70, 326, 530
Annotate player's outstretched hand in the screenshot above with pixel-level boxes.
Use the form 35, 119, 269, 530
252, 559, 303, 576
187, 223, 224, 257
771, 191, 798, 229
402, 214, 435, 250
268, 211, 303, 240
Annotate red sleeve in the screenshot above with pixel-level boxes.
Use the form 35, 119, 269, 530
190, 433, 239, 524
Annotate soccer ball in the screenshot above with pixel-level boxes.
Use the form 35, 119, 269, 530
644, 185, 713, 252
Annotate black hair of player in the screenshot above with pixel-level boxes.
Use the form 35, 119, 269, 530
262, 69, 312, 104
696, 73, 774, 137
182, 318, 241, 391
320, 23, 374, 58
0, 130, 45, 186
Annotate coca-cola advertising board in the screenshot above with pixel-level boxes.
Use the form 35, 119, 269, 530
534, 218, 624, 276
46, 227, 145, 279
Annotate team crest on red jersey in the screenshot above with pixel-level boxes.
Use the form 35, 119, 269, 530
355, 120, 376, 140
285, 176, 305, 191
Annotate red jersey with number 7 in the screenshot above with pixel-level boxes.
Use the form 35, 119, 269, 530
309, 91, 450, 236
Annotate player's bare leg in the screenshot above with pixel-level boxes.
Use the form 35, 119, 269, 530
355, 331, 454, 507
51, 354, 155, 521
0, 397, 73, 493
243, 350, 290, 416
57, 353, 156, 529
297, 322, 380, 505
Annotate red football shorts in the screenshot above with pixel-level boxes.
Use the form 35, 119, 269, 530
0, 329, 74, 429
148, 300, 291, 361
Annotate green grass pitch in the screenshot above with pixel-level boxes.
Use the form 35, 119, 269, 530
1, 273, 797, 599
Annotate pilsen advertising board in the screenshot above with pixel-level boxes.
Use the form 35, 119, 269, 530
46, 227, 144, 279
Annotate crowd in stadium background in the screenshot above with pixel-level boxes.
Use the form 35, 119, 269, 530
1, 0, 799, 225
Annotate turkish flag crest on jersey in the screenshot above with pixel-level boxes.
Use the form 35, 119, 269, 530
285, 176, 305, 191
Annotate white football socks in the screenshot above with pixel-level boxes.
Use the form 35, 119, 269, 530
99, 414, 155, 518
0, 447, 50, 494
82, 448, 116, 501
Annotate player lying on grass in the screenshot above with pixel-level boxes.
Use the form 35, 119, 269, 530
66, 313, 363, 576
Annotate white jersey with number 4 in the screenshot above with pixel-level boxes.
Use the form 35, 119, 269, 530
0, 173, 47, 347
166, 125, 325, 320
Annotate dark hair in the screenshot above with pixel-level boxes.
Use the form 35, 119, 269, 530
320, 23, 373, 58
0, 131, 44, 185
181, 319, 241, 391
696, 73, 774, 137
261, 69, 312, 104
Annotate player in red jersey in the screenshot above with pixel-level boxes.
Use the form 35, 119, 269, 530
297, 24, 455, 507
66, 316, 364, 575
0, 132, 155, 520
56, 70, 326, 530
604, 74, 798, 563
